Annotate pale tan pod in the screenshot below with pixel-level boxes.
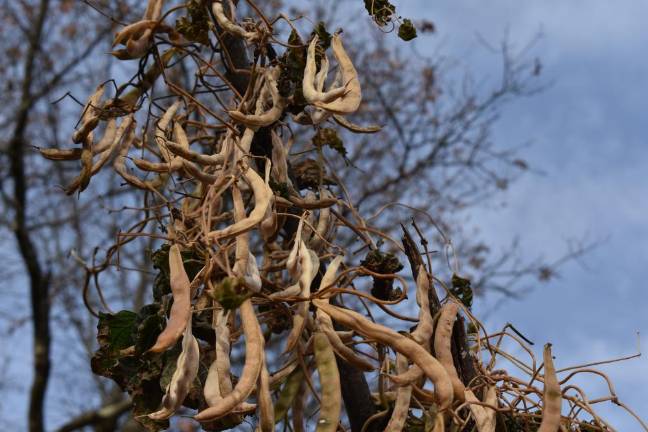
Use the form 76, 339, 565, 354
113, 120, 157, 190
256, 355, 274, 432
92, 118, 118, 154
315, 256, 374, 371
90, 116, 131, 175
126, 28, 153, 58
286, 217, 305, 278
388, 266, 436, 387
229, 69, 284, 129
303, 36, 347, 104
148, 244, 192, 353
38, 148, 83, 161
212, 1, 258, 42
148, 316, 199, 420
208, 165, 272, 240
260, 198, 278, 242
313, 301, 454, 410
204, 305, 229, 405
465, 387, 497, 432
143, 0, 163, 20
333, 114, 382, 133
72, 84, 105, 144
283, 242, 319, 353
166, 141, 225, 165
195, 299, 263, 421
155, 100, 182, 162
433, 301, 466, 402
312, 34, 362, 115
112, 20, 156, 47
313, 332, 342, 432
231, 185, 250, 277
538, 344, 562, 432
384, 354, 413, 431
244, 252, 262, 292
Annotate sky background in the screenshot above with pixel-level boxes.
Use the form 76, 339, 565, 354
401, 0, 648, 429
1, 1, 647, 430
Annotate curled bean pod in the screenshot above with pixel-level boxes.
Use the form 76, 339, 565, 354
333, 114, 382, 134
386, 267, 436, 386
313, 300, 454, 410
229, 69, 284, 129
208, 165, 272, 240
538, 344, 562, 432
194, 299, 263, 422
113, 20, 155, 47
303, 36, 347, 104
166, 140, 224, 165
310, 195, 332, 250
313, 332, 342, 432
136, 121, 188, 172
148, 316, 199, 420
154, 101, 182, 162
149, 244, 191, 353
212, 1, 258, 42
143, 0, 163, 21
72, 84, 105, 144
312, 35, 362, 115
113, 120, 160, 190
204, 304, 255, 414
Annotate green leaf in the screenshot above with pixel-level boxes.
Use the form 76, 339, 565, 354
451, 273, 473, 309
312, 21, 332, 50
312, 128, 347, 158
363, 0, 396, 26
175, 0, 210, 45
97, 310, 137, 353
278, 30, 307, 109
134, 303, 165, 354
398, 19, 418, 41
269, 179, 290, 199
209, 276, 251, 310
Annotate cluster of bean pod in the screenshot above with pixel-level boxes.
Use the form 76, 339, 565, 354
40, 1, 646, 431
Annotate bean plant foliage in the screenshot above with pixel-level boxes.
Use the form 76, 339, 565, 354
38, 0, 645, 431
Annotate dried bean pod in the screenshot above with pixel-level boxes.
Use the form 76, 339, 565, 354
149, 244, 191, 353
148, 316, 199, 420
313, 332, 342, 432
538, 344, 562, 432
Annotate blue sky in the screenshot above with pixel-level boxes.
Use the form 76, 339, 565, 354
402, 0, 648, 428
